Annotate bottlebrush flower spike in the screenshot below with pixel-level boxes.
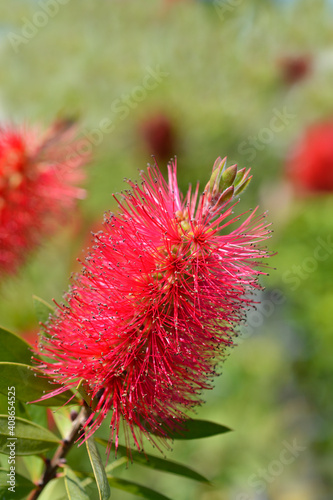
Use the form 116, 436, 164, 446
35, 157, 272, 454
0, 119, 87, 276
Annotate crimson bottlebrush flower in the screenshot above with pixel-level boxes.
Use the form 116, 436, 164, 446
286, 121, 333, 193
36, 157, 271, 452
0, 119, 86, 276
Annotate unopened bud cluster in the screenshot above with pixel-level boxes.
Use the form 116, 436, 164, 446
205, 157, 252, 210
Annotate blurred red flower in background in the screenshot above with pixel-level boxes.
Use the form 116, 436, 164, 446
140, 113, 177, 163
36, 157, 271, 452
0, 119, 87, 276
277, 54, 312, 85
286, 121, 333, 193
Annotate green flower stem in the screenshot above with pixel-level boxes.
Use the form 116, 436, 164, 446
28, 403, 91, 500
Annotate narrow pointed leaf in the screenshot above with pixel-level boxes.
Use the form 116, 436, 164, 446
107, 477, 173, 500
33, 295, 54, 324
96, 438, 209, 483
143, 419, 231, 440
170, 419, 232, 440
0, 362, 78, 407
0, 326, 33, 365
0, 415, 59, 455
64, 467, 90, 500
86, 437, 111, 500
0, 467, 35, 499
137, 418, 231, 440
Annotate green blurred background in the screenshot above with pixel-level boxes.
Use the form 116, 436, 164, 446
0, 0, 333, 499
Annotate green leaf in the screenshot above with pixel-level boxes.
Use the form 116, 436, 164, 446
72, 457, 127, 489
142, 419, 231, 440
33, 295, 55, 324
0, 362, 78, 407
0, 467, 35, 499
137, 418, 231, 442
107, 477, 173, 500
22, 454, 44, 483
0, 326, 33, 365
96, 438, 209, 484
23, 404, 48, 428
76, 380, 92, 408
169, 419, 232, 440
53, 407, 79, 439
64, 467, 90, 500
38, 476, 67, 500
0, 415, 59, 455
0, 394, 32, 421
86, 437, 111, 500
